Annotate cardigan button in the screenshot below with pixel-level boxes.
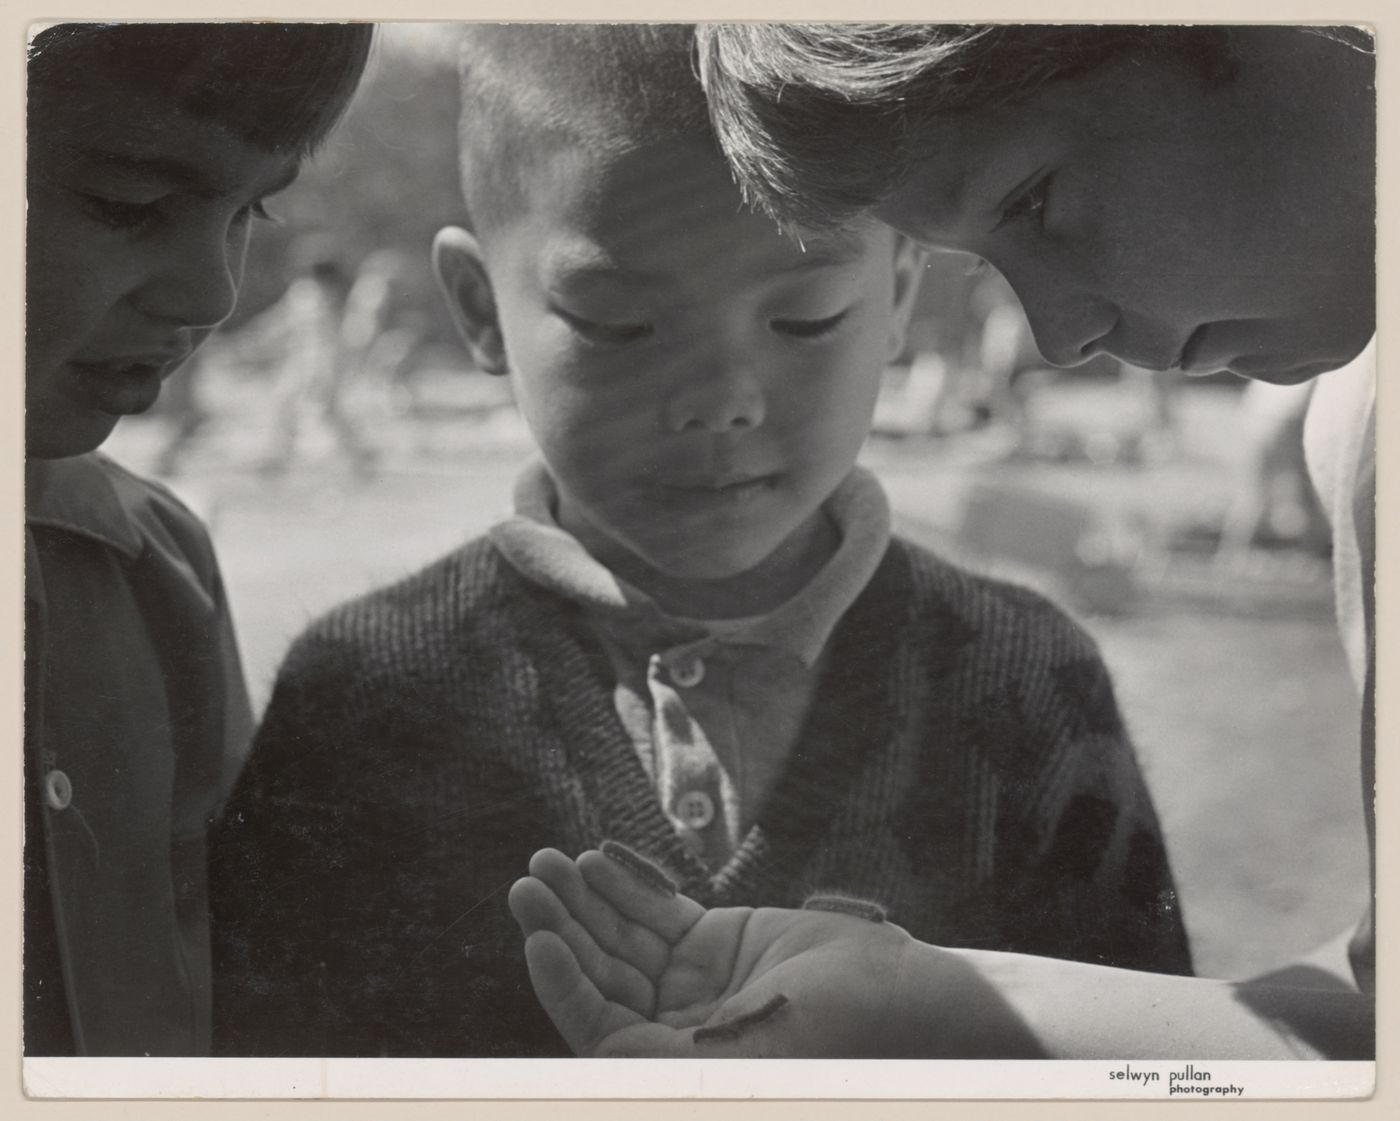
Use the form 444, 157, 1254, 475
670, 655, 705, 688
674, 790, 715, 830
44, 769, 73, 811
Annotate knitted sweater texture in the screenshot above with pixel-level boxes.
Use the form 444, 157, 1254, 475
211, 535, 1190, 1057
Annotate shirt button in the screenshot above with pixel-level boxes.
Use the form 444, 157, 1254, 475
670, 655, 705, 688
44, 770, 73, 811
674, 790, 715, 830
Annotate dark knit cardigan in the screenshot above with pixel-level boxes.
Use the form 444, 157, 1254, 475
210, 535, 1190, 1057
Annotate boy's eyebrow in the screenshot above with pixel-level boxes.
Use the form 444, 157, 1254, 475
546, 246, 653, 287
547, 239, 866, 289
76, 148, 300, 200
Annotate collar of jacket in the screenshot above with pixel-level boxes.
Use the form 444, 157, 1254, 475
26, 453, 144, 561
489, 459, 892, 669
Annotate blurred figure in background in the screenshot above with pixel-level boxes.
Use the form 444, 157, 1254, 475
152, 347, 214, 478
1216, 379, 1329, 563
967, 269, 1041, 441
340, 248, 428, 420
256, 252, 379, 478
873, 261, 1035, 441
341, 248, 409, 371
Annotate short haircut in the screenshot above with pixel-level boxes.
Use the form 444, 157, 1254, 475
28, 22, 375, 156
454, 23, 711, 236
696, 23, 1243, 232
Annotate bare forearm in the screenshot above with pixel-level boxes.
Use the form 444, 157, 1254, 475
915, 944, 1373, 1060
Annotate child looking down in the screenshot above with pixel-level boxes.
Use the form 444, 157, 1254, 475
211, 24, 1189, 1058
25, 21, 371, 1056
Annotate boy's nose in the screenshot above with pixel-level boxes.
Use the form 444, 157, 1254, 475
664, 362, 767, 434
135, 221, 244, 330
1003, 262, 1117, 368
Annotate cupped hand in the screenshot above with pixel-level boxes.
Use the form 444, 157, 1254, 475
508, 845, 924, 1057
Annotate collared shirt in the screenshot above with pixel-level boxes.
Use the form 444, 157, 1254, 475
25, 453, 252, 1055
490, 462, 891, 868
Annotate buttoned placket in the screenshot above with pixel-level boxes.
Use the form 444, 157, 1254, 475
645, 638, 743, 865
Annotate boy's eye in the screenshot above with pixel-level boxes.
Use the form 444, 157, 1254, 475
771, 309, 850, 341
555, 307, 653, 345
999, 172, 1054, 228
78, 194, 277, 235
80, 193, 164, 231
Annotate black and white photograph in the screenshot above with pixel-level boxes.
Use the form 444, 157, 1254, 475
19, 10, 1378, 1102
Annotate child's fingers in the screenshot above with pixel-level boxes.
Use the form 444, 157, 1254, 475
508, 863, 562, 937
522, 930, 645, 1057
527, 848, 672, 981
507, 877, 655, 1017
577, 847, 706, 945
523, 847, 588, 912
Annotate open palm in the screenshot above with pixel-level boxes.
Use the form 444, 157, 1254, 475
508, 846, 920, 1057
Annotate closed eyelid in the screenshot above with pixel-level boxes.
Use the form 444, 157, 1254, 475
75, 196, 172, 235
71, 149, 300, 209
554, 304, 649, 327
553, 305, 654, 344
771, 308, 852, 339
773, 309, 847, 326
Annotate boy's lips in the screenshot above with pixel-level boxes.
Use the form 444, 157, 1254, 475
69, 354, 185, 416
652, 472, 780, 507
666, 471, 776, 489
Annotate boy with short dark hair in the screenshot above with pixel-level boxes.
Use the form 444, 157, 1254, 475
211, 24, 1189, 1059
24, 21, 371, 1056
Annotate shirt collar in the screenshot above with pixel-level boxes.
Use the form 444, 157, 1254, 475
489, 460, 891, 667
25, 453, 145, 561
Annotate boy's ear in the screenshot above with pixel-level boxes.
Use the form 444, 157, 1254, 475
886, 236, 930, 363
432, 226, 508, 375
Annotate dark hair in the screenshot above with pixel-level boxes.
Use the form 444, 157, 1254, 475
28, 22, 375, 156
697, 23, 1243, 232
454, 23, 712, 234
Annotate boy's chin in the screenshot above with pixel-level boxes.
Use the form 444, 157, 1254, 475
26, 410, 121, 460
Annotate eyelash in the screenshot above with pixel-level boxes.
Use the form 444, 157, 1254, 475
556, 307, 852, 346
771, 310, 850, 341
1000, 173, 1053, 227
555, 307, 654, 345
239, 200, 277, 224
81, 195, 276, 232
81, 195, 162, 230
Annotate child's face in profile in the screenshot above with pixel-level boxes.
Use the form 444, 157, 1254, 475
459, 135, 921, 591
874, 56, 1374, 385
26, 75, 298, 458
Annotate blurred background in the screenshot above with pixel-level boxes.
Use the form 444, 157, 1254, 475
101, 24, 1367, 985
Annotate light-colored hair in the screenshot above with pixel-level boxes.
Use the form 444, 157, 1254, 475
696, 23, 1243, 232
